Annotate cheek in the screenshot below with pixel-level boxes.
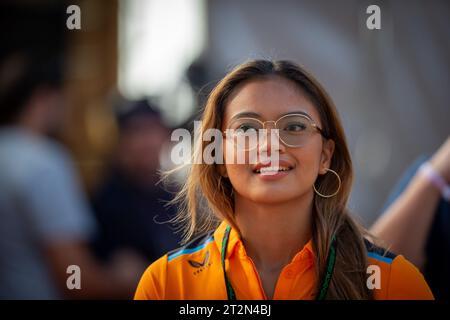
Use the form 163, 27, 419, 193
224, 163, 249, 180
290, 145, 323, 179
223, 163, 254, 194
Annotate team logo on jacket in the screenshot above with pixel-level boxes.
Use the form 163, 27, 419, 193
188, 250, 212, 275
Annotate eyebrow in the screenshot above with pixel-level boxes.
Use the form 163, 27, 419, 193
230, 110, 313, 121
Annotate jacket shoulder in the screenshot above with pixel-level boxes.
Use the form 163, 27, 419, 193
167, 230, 215, 262
364, 239, 397, 264
364, 239, 433, 299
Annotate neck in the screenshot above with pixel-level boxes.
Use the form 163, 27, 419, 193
234, 191, 314, 272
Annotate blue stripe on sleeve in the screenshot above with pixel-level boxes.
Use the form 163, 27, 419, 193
168, 237, 214, 262
368, 252, 394, 264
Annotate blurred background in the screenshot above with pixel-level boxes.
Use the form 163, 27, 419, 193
0, 0, 448, 299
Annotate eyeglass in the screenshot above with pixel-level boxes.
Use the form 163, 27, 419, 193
224, 113, 326, 150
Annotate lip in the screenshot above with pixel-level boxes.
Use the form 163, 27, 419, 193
252, 159, 295, 181
256, 170, 291, 181
252, 159, 295, 173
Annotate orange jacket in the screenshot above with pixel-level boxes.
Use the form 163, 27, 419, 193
135, 221, 433, 300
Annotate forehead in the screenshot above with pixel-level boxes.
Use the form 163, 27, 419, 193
223, 76, 321, 125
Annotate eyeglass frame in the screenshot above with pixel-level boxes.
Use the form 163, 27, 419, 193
223, 113, 328, 148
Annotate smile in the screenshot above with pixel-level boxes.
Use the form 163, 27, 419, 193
254, 166, 293, 174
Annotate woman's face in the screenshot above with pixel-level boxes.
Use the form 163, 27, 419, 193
221, 76, 334, 204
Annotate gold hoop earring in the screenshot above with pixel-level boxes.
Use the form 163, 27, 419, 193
313, 168, 341, 198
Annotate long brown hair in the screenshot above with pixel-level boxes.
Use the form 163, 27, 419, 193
167, 60, 372, 299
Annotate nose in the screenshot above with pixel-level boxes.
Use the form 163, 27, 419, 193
258, 122, 285, 156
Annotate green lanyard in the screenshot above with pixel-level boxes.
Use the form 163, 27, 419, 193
221, 225, 337, 300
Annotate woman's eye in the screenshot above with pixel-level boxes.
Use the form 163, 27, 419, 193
237, 124, 257, 132
285, 123, 306, 132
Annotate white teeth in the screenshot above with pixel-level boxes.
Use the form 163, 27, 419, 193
255, 166, 291, 173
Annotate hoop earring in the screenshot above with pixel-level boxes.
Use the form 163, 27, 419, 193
313, 168, 341, 198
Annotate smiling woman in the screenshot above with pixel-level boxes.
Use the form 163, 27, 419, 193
134, 60, 434, 300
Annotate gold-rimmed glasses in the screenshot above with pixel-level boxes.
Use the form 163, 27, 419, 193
224, 113, 326, 151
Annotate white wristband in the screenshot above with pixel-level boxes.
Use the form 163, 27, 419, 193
419, 162, 450, 201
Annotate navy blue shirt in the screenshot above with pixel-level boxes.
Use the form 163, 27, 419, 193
91, 170, 181, 264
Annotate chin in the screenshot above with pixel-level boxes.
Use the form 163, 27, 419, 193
246, 189, 300, 204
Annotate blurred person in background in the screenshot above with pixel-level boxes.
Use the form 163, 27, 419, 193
0, 2, 143, 299
372, 137, 450, 299
91, 99, 181, 265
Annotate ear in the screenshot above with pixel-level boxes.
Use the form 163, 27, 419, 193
319, 139, 335, 174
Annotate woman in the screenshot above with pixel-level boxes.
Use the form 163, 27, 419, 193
134, 60, 433, 299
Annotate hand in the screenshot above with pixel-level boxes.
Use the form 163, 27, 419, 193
430, 137, 450, 183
